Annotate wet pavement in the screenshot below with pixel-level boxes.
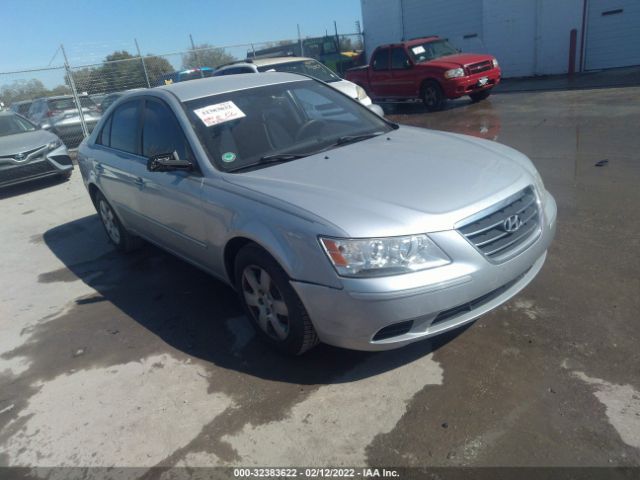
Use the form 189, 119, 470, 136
1, 86, 639, 473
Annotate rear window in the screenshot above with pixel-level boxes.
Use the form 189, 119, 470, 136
47, 97, 97, 111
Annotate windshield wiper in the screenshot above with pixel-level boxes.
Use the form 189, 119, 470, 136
334, 131, 386, 146
228, 153, 309, 172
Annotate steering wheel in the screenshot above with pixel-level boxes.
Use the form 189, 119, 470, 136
295, 119, 326, 141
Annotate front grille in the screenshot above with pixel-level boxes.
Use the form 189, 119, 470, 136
458, 187, 540, 260
432, 269, 529, 326
0, 161, 57, 183
373, 320, 414, 341
467, 61, 492, 74
0, 144, 47, 162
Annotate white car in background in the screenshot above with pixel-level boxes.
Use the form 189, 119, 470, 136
213, 57, 373, 106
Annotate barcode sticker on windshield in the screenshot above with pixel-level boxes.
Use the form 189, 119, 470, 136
412, 46, 426, 54
193, 101, 246, 127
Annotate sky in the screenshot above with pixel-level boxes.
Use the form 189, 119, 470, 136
1, 0, 362, 71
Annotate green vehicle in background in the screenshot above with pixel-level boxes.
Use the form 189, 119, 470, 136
247, 35, 364, 75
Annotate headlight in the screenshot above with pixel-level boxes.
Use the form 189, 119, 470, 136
47, 139, 62, 150
492, 58, 499, 68
355, 85, 368, 100
320, 235, 450, 277
444, 68, 465, 79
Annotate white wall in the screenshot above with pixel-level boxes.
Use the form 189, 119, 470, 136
361, 0, 403, 62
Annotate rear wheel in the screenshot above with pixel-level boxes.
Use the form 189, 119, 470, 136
421, 81, 446, 111
95, 191, 141, 252
470, 89, 491, 103
235, 244, 319, 355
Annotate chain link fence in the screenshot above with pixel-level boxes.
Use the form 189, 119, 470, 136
0, 34, 364, 149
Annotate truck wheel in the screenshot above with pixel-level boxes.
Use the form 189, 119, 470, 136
470, 90, 491, 103
235, 244, 319, 355
421, 81, 446, 111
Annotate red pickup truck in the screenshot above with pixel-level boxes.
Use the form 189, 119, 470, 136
345, 36, 501, 111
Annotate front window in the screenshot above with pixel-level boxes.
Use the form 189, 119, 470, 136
185, 79, 392, 173
408, 40, 459, 64
257, 60, 340, 83
0, 114, 37, 137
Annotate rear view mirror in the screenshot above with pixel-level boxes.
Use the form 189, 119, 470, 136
147, 152, 194, 172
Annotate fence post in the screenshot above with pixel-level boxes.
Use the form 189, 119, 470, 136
60, 44, 89, 139
135, 38, 151, 88
189, 34, 205, 78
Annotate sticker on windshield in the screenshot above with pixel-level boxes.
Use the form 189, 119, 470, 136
221, 152, 236, 163
193, 101, 246, 127
412, 45, 426, 54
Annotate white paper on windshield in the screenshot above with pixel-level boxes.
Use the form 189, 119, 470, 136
412, 45, 426, 54
193, 101, 246, 127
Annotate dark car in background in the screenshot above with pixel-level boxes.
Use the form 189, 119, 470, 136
27, 95, 101, 148
0, 111, 72, 188
9, 100, 33, 117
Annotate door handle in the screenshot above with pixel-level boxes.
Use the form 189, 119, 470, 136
95, 163, 104, 173
134, 177, 144, 187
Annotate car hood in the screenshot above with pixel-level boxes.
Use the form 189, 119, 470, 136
0, 129, 58, 156
223, 126, 537, 237
421, 53, 494, 69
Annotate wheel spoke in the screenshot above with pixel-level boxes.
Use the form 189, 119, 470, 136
272, 299, 288, 316
257, 309, 269, 332
259, 270, 271, 293
269, 316, 288, 340
244, 291, 260, 307
243, 268, 261, 293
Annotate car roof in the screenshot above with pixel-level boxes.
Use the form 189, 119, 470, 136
157, 71, 310, 102
251, 56, 313, 67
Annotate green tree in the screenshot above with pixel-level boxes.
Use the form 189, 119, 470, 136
0, 79, 48, 105
182, 43, 235, 69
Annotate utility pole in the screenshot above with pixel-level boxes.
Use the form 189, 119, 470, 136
60, 44, 89, 138
134, 39, 151, 88
297, 24, 304, 57
189, 34, 204, 78
334, 20, 340, 49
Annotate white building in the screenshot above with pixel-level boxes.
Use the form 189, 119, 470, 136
360, 0, 640, 77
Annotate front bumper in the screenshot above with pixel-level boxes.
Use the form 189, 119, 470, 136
0, 145, 73, 188
443, 67, 501, 99
292, 190, 556, 351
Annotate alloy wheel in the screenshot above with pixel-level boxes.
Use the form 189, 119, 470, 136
241, 265, 290, 340
99, 199, 121, 245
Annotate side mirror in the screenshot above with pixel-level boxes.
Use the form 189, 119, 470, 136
147, 152, 194, 172
368, 104, 385, 117
404, 59, 412, 69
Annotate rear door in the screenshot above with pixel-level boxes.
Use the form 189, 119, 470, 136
135, 97, 208, 263
92, 99, 148, 232
369, 47, 393, 98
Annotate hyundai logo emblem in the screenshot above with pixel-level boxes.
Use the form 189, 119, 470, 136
503, 214, 524, 233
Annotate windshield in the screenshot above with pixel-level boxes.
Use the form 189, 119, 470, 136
257, 60, 341, 83
0, 114, 37, 137
408, 40, 459, 63
185, 79, 391, 172
47, 97, 97, 111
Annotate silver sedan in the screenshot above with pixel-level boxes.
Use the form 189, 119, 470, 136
77, 72, 556, 354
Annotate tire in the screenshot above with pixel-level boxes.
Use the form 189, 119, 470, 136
95, 191, 142, 252
470, 89, 491, 103
234, 244, 319, 355
59, 170, 72, 182
421, 81, 446, 111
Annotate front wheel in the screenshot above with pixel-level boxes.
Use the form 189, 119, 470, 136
235, 244, 319, 355
470, 90, 491, 103
421, 81, 446, 111
95, 191, 141, 252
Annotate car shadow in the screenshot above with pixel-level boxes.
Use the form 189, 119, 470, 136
42, 215, 469, 385
380, 96, 482, 115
